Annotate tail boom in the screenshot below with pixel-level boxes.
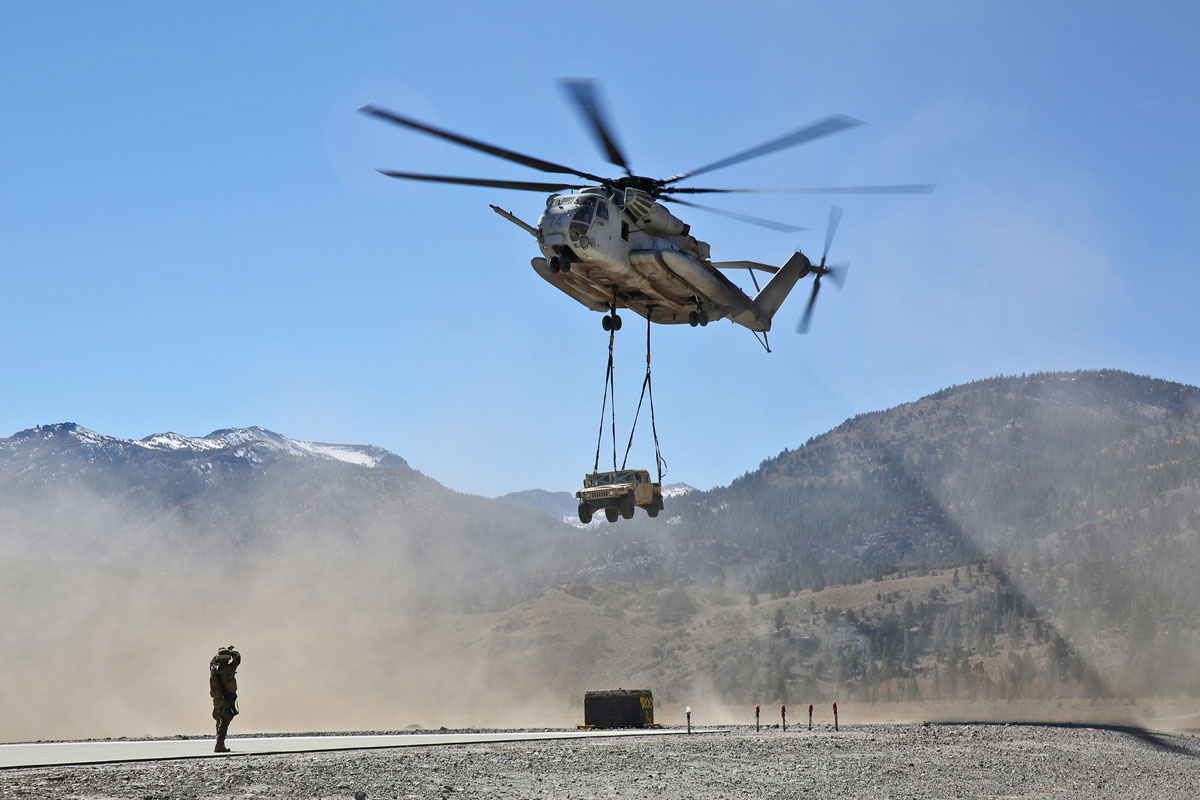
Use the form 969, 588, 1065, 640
731, 251, 812, 331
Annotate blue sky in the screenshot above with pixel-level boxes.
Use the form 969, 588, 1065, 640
3, 1, 1198, 496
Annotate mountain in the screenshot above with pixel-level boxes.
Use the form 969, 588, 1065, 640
0, 422, 408, 480
0, 422, 584, 608
615, 370, 1200, 586
495, 488, 580, 522
573, 369, 1200, 702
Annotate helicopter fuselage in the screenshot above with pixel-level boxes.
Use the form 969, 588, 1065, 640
362, 84, 922, 336
529, 187, 807, 331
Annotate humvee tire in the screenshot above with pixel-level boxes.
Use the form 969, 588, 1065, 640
578, 503, 593, 524
620, 494, 635, 519
605, 507, 619, 523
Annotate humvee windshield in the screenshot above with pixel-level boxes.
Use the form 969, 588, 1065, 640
585, 471, 644, 487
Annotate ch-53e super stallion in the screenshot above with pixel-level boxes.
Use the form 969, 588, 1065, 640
362, 80, 931, 345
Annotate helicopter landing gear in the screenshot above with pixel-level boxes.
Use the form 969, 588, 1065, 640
547, 255, 572, 274
688, 308, 709, 327
602, 304, 622, 331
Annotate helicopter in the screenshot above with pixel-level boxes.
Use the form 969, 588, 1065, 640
361, 81, 932, 340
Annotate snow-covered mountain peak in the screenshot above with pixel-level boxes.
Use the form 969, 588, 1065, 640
4, 423, 406, 470
150, 426, 403, 468
139, 431, 225, 451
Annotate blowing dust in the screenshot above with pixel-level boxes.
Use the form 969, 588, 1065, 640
0, 482, 583, 743
4, 477, 1199, 743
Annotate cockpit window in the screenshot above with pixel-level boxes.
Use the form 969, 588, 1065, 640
571, 205, 594, 225
595, 201, 608, 221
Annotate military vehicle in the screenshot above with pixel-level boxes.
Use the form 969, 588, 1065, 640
577, 469, 663, 523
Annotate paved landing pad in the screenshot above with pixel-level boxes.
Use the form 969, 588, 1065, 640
1, 728, 727, 769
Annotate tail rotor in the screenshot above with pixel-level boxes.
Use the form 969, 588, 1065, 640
797, 205, 850, 334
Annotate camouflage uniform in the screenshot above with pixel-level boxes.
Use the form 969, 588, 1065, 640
209, 646, 240, 752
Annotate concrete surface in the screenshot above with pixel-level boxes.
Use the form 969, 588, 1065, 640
0, 728, 726, 769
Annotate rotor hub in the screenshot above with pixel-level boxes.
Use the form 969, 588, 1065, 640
611, 175, 666, 197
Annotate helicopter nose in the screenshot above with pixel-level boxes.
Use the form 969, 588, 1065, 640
539, 208, 570, 245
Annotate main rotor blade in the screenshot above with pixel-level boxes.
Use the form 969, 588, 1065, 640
360, 104, 607, 183
663, 197, 807, 233
662, 183, 936, 195
377, 171, 590, 193
561, 79, 632, 175
663, 115, 863, 185
797, 277, 822, 334
823, 205, 843, 264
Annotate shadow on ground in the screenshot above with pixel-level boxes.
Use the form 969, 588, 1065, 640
937, 720, 1200, 758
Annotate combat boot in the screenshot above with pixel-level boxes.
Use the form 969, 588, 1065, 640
214, 736, 230, 753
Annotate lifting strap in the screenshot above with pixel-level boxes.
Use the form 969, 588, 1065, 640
620, 314, 666, 485
592, 328, 618, 474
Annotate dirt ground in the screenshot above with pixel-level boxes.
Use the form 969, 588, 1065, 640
2, 722, 1198, 800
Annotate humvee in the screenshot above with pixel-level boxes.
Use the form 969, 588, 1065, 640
577, 469, 663, 523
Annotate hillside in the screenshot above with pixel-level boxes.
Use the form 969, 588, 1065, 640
603, 371, 1200, 594
535, 370, 1200, 710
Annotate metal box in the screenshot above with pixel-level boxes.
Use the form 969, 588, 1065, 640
583, 689, 654, 727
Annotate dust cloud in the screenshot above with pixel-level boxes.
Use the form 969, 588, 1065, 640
0, 479, 582, 743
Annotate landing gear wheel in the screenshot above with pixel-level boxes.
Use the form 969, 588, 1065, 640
578, 503, 593, 524
620, 494, 635, 519
698, 310, 709, 327
688, 310, 699, 327
602, 315, 612, 331
560, 258, 571, 273
604, 507, 619, 523
548, 256, 561, 274
612, 314, 622, 331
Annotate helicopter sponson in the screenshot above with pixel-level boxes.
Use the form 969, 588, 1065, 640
531, 187, 810, 331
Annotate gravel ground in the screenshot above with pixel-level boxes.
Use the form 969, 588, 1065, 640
2, 723, 1198, 799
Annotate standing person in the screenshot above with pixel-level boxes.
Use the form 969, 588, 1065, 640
209, 646, 241, 753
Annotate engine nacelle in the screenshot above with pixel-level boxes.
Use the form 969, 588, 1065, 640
620, 188, 690, 236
